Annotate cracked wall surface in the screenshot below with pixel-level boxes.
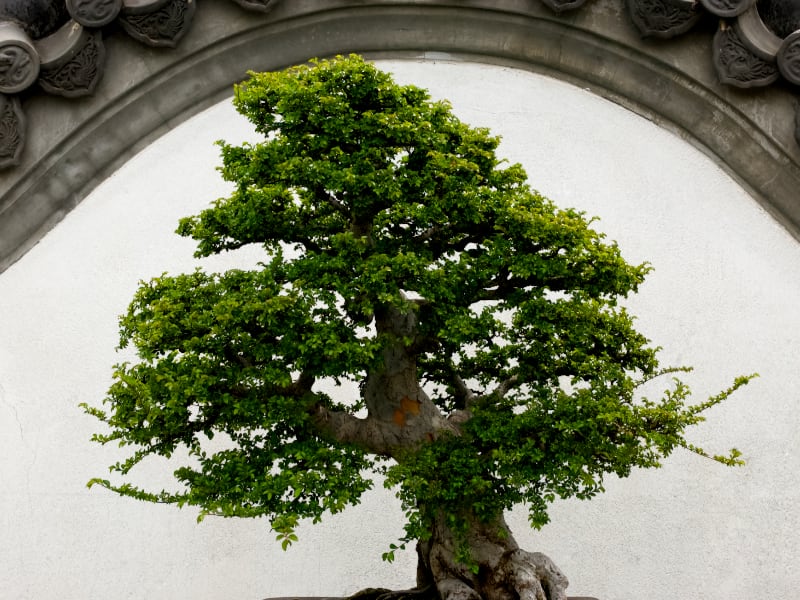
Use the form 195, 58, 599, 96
1, 60, 799, 600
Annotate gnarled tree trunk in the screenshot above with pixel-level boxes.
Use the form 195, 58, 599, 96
415, 511, 568, 600
315, 303, 569, 600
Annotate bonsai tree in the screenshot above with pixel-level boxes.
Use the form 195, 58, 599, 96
83, 55, 751, 600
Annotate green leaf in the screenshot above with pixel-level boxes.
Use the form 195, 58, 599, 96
83, 55, 753, 569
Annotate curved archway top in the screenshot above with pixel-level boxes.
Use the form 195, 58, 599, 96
1, 0, 799, 273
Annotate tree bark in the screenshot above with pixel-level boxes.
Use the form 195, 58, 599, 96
312, 302, 458, 457
415, 511, 569, 600
315, 303, 568, 600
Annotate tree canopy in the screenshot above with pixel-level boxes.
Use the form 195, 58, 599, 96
83, 56, 751, 588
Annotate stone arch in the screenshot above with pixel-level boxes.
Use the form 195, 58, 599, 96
1, 0, 799, 272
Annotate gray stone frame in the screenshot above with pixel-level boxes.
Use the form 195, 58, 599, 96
1, 0, 799, 273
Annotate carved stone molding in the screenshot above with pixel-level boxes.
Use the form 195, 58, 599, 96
700, 0, 756, 18
37, 24, 105, 97
120, 0, 172, 16
0, 22, 41, 94
0, 1, 798, 275
713, 24, 780, 87
67, 0, 123, 28
0, 93, 24, 168
0, 0, 796, 173
540, 0, 591, 13
119, 0, 196, 48
758, 0, 800, 38
736, 3, 783, 59
0, 1, 70, 40
230, 0, 279, 12
778, 30, 800, 84
627, 0, 800, 92
626, 0, 702, 38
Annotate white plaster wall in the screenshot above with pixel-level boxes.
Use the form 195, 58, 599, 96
1, 59, 799, 600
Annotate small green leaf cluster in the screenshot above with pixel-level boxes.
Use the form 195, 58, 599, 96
84, 262, 377, 528
387, 369, 754, 547
84, 55, 753, 556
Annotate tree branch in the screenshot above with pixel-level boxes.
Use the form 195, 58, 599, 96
291, 370, 316, 394
297, 235, 322, 253
477, 273, 569, 302
451, 374, 521, 408
317, 187, 350, 218
451, 371, 478, 408
309, 403, 395, 457
413, 224, 445, 243
489, 375, 521, 400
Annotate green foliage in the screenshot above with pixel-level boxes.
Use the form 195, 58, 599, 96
83, 55, 752, 555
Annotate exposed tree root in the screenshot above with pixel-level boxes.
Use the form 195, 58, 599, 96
413, 511, 569, 600
348, 584, 438, 600
422, 549, 567, 600
489, 549, 569, 600
347, 551, 569, 600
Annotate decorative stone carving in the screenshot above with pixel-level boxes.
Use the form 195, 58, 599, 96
699, 0, 755, 18
0, 22, 41, 94
736, 4, 783, 59
120, 0, 196, 47
626, 0, 702, 38
230, 0, 280, 12
777, 31, 800, 85
0, 0, 797, 177
121, 0, 170, 11
37, 24, 105, 97
757, 0, 800, 39
0, 1, 70, 40
540, 0, 591, 13
0, 93, 25, 168
712, 24, 780, 87
67, 0, 123, 28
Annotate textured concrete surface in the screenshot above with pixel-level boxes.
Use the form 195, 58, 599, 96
0, 0, 799, 273
1, 60, 798, 600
